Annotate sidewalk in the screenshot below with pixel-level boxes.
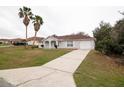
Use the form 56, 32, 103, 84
0, 49, 90, 87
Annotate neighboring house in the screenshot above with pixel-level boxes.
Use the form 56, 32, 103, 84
40, 34, 95, 49
10, 38, 26, 44
0, 39, 11, 44
27, 37, 44, 46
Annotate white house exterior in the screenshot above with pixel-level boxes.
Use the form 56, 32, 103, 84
28, 40, 40, 46
27, 37, 44, 46
39, 34, 95, 49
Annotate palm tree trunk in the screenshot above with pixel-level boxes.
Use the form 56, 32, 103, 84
32, 31, 37, 48
26, 26, 28, 40
25, 26, 28, 48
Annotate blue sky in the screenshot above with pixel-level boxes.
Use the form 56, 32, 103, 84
0, 6, 124, 39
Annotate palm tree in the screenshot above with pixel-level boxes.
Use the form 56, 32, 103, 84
18, 6, 33, 47
32, 15, 43, 47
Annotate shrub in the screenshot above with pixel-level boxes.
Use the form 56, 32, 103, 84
112, 44, 123, 55
93, 21, 124, 55
95, 39, 113, 54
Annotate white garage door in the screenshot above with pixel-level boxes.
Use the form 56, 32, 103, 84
79, 41, 94, 49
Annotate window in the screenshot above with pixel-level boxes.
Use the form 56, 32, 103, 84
67, 41, 73, 47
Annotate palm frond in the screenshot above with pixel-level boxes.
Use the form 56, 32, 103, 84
23, 6, 26, 11
28, 8, 31, 12
34, 15, 43, 25
18, 12, 24, 18
28, 12, 33, 17
19, 8, 23, 12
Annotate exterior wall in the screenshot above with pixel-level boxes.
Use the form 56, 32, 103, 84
58, 41, 67, 48
27, 41, 40, 46
58, 40, 95, 49
58, 41, 80, 49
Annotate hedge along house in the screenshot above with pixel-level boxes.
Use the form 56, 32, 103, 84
40, 33, 95, 49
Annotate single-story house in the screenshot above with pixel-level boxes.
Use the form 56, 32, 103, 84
0, 39, 11, 44
39, 34, 95, 49
9, 38, 26, 46
27, 37, 44, 46
10, 38, 26, 44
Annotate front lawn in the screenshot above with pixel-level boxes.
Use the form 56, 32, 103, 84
74, 50, 124, 87
0, 47, 72, 70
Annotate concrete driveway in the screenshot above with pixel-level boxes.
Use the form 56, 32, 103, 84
0, 49, 90, 87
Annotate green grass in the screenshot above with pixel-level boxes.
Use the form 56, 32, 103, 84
0, 47, 72, 70
74, 50, 124, 87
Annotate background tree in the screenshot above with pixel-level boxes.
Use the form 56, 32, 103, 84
18, 6, 33, 47
93, 21, 112, 54
93, 21, 123, 55
93, 21, 113, 54
112, 19, 124, 45
32, 15, 43, 48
